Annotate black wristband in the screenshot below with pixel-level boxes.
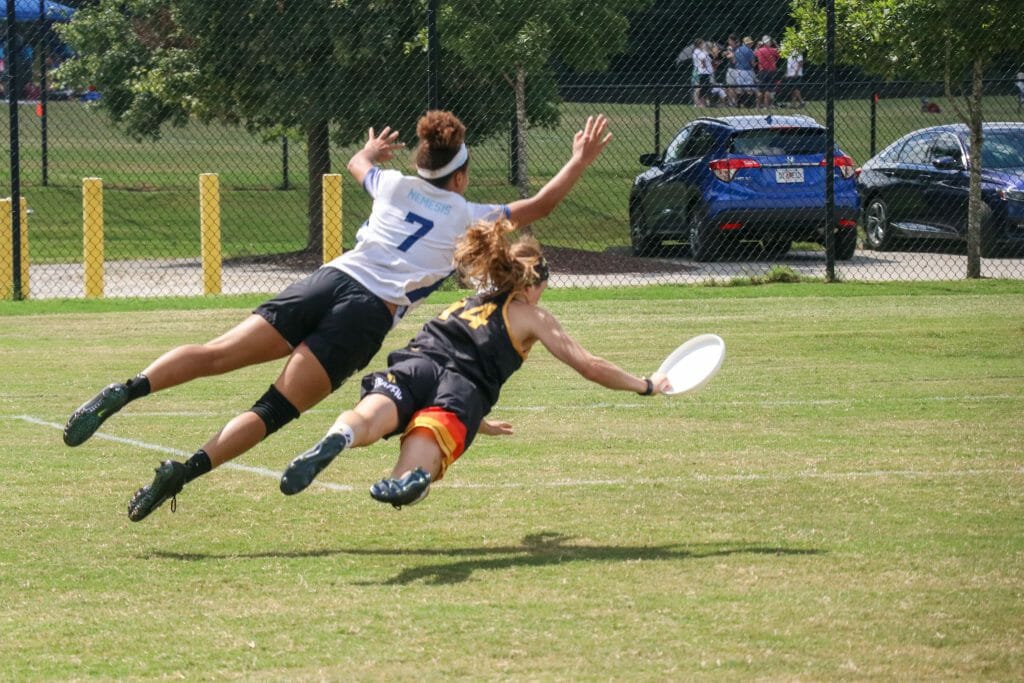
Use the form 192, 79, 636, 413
639, 377, 654, 396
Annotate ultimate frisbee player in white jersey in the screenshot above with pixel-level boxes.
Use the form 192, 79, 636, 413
60, 110, 612, 522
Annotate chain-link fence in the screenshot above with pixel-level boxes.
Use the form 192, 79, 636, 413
2, 0, 1022, 299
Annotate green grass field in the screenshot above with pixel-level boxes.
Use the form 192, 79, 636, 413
2, 281, 1022, 679
5, 96, 1022, 264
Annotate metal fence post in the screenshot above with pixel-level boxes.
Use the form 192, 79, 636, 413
869, 92, 878, 157
426, 0, 440, 110
824, 0, 836, 282
654, 89, 661, 154
6, 0, 24, 300
38, 0, 48, 186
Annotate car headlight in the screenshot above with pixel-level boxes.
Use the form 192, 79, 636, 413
1000, 188, 1024, 202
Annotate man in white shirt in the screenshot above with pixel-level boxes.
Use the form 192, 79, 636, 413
782, 49, 805, 108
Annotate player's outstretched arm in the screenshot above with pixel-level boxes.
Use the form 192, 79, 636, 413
506, 114, 612, 227
347, 126, 405, 186
480, 418, 514, 436
525, 305, 668, 395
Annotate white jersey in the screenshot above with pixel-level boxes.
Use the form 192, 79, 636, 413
326, 166, 508, 311
786, 53, 803, 78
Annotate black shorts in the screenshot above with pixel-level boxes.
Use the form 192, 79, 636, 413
254, 267, 393, 390
756, 69, 777, 92
360, 351, 486, 462
696, 73, 712, 97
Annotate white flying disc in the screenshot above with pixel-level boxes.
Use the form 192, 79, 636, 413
656, 334, 725, 396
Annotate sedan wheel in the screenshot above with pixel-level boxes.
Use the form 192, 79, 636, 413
864, 198, 894, 250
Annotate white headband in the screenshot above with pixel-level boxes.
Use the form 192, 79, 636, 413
417, 143, 468, 180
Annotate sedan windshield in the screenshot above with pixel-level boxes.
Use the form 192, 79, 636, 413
729, 128, 828, 156
981, 131, 1024, 169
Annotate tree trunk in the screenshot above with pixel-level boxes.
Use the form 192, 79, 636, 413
965, 56, 984, 278
306, 119, 331, 253
513, 66, 534, 235
514, 66, 529, 200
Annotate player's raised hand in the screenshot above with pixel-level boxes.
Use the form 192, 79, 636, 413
571, 114, 612, 167
363, 126, 405, 163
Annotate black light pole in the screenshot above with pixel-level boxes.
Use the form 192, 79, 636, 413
39, 0, 48, 186
869, 92, 878, 157
6, 0, 24, 299
281, 136, 289, 190
654, 90, 661, 154
426, 0, 440, 110
824, 0, 836, 282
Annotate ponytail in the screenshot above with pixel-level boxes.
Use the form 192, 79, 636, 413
455, 219, 548, 295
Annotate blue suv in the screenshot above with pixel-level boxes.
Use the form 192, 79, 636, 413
629, 115, 860, 261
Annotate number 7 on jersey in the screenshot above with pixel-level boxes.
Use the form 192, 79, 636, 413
397, 212, 436, 252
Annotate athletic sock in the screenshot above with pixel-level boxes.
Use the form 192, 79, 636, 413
125, 374, 151, 402
328, 423, 355, 449
183, 449, 212, 483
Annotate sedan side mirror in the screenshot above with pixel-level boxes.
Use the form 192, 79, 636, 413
932, 156, 964, 171
638, 153, 662, 167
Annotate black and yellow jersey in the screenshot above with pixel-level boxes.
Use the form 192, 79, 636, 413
400, 291, 526, 407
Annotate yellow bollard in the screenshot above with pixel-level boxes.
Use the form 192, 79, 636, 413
18, 198, 29, 299
0, 198, 11, 299
199, 173, 222, 295
322, 173, 343, 263
83, 178, 105, 298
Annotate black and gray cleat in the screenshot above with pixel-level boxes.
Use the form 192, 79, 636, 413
280, 432, 347, 496
63, 383, 129, 447
128, 460, 186, 522
369, 467, 431, 508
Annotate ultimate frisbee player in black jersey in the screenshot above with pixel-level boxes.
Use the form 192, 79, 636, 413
62, 111, 612, 523
279, 220, 671, 507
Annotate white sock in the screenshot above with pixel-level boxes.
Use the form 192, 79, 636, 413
329, 423, 355, 448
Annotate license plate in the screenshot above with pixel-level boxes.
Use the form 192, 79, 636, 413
775, 168, 805, 184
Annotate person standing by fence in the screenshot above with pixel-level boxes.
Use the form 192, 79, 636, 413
691, 38, 714, 108
754, 35, 780, 109
781, 47, 805, 108
728, 35, 757, 108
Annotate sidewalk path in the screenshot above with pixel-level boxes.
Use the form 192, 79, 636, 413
22, 249, 1024, 300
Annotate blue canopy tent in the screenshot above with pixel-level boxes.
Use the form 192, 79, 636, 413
0, 0, 75, 23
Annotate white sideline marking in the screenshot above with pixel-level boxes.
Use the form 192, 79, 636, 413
92, 393, 1018, 418
16, 415, 353, 492
15, 415, 1021, 493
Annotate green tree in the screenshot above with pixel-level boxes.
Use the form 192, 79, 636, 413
56, 0, 646, 248
437, 0, 648, 204
57, 0, 432, 249
785, 0, 1023, 277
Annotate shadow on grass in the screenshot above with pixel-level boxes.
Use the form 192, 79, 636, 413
144, 531, 822, 585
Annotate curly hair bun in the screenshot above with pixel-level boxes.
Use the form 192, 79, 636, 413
416, 111, 465, 150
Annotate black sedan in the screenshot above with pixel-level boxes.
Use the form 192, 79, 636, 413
856, 123, 1024, 257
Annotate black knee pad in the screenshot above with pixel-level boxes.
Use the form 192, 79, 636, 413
250, 385, 300, 437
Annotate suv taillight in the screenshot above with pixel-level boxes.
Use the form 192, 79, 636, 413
710, 157, 761, 182
821, 154, 856, 179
